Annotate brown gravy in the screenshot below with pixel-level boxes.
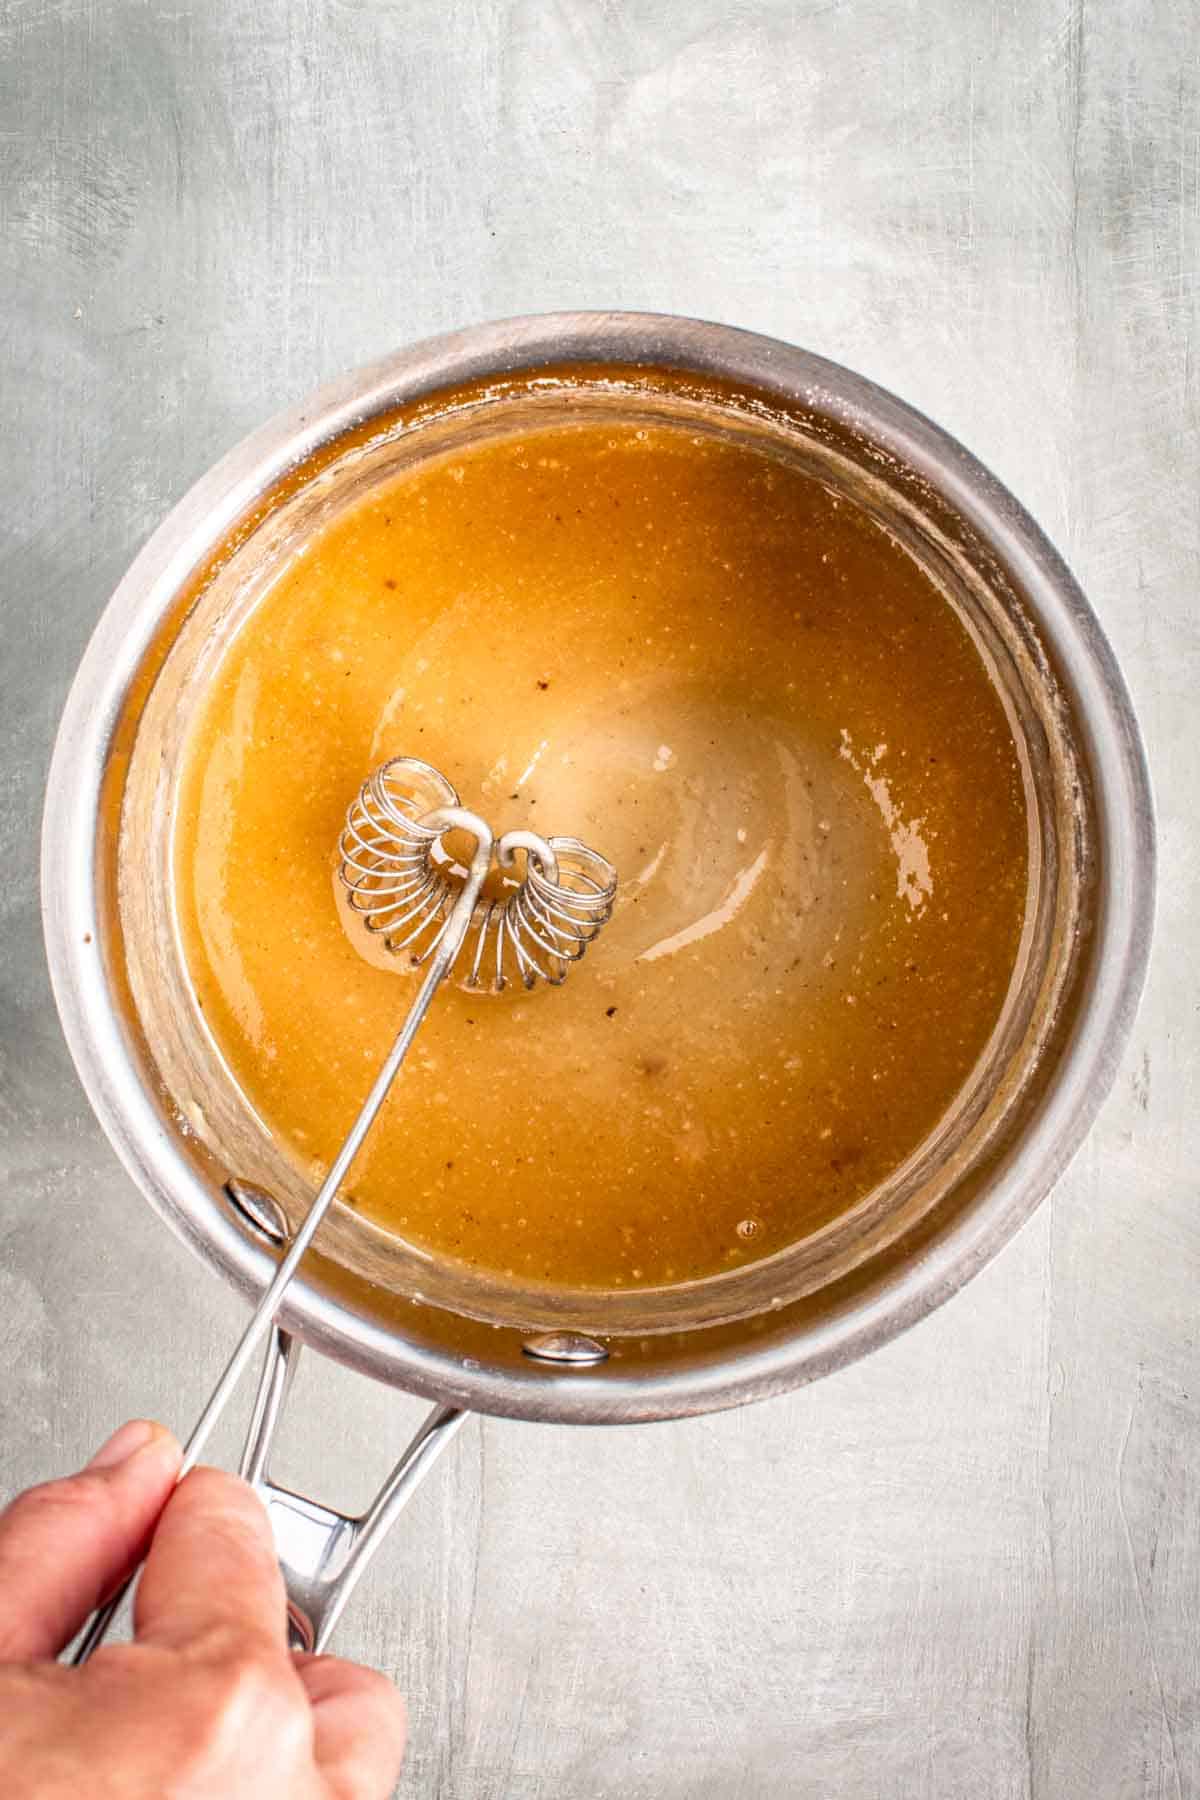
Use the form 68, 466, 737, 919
175, 417, 1029, 1290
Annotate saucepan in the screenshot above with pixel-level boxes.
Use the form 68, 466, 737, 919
41, 312, 1155, 1648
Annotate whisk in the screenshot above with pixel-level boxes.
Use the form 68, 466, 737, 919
339, 757, 616, 990
71, 755, 617, 1660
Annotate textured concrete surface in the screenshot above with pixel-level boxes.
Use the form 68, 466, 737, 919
0, 3, 1195, 1795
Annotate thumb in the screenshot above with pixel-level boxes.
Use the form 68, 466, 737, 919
295, 1652, 406, 1799
0, 1421, 181, 1661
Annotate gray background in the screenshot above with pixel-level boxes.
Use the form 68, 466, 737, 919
0, 2, 1194, 1795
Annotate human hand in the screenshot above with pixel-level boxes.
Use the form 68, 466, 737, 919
0, 1421, 405, 1798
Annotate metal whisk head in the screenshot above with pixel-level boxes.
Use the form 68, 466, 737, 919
338, 756, 617, 991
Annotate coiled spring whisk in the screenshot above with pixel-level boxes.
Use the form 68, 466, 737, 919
339, 756, 617, 989
70, 752, 616, 1665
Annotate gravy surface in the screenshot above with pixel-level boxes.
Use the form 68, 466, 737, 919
175, 418, 1029, 1290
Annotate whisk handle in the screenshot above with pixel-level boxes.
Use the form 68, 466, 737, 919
68, 804, 493, 1664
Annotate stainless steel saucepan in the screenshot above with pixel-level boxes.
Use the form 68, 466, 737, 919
41, 312, 1155, 1648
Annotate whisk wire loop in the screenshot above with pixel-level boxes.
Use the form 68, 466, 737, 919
338, 757, 617, 993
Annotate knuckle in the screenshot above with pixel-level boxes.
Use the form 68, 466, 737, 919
203, 1636, 298, 1721
176, 1638, 307, 1771
354, 1665, 405, 1720
325, 1662, 406, 1761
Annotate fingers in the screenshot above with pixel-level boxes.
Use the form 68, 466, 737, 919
0, 1421, 181, 1661
135, 1467, 288, 1657
295, 1653, 406, 1800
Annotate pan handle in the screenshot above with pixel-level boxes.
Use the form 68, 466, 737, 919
240, 1325, 468, 1653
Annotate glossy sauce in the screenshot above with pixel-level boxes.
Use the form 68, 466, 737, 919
175, 419, 1029, 1289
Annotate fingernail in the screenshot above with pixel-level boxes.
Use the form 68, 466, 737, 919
87, 1419, 163, 1470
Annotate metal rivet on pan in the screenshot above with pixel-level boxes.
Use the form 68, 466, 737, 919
522, 1332, 609, 1366
224, 1179, 288, 1246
